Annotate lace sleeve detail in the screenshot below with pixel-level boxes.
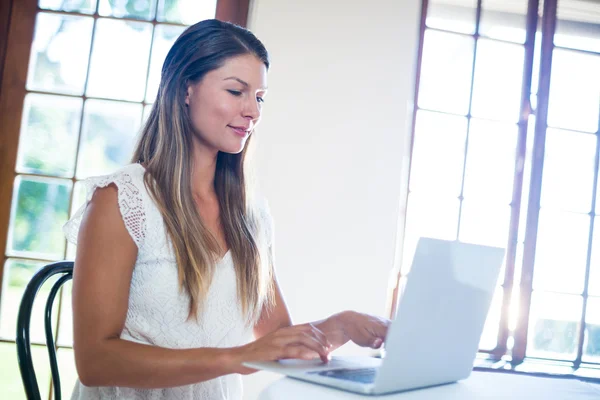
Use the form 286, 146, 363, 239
63, 166, 147, 248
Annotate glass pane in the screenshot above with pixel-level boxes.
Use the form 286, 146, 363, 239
157, 0, 217, 25
555, 0, 600, 53
533, 210, 589, 294
7, 176, 72, 260
471, 39, 524, 122
57, 281, 73, 347
27, 12, 94, 96
39, 0, 97, 13
143, 104, 153, 125
463, 119, 518, 204
583, 296, 600, 363
76, 99, 143, 179
480, 0, 527, 43
541, 129, 596, 213
587, 226, 600, 296
458, 201, 511, 248
86, 18, 153, 102
146, 24, 186, 102
426, 0, 477, 34
0, 343, 51, 400
530, 31, 542, 98
65, 182, 86, 260
527, 292, 582, 360
418, 30, 475, 115
480, 287, 503, 350
57, 348, 78, 399
16, 94, 82, 178
401, 193, 460, 274
0, 259, 59, 343
547, 49, 600, 133
99, 0, 158, 20
409, 111, 467, 196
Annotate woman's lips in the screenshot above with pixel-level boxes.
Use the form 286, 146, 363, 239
229, 125, 249, 137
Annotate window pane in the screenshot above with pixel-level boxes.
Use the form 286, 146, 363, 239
471, 39, 524, 123
146, 24, 186, 103
541, 129, 596, 213
0, 259, 59, 344
57, 281, 73, 347
555, 0, 600, 53
480, 0, 527, 43
157, 0, 217, 24
16, 94, 82, 178
533, 210, 589, 294
0, 343, 51, 400
99, 0, 158, 20
426, 0, 477, 34
65, 182, 86, 260
7, 176, 72, 260
480, 287, 503, 350
401, 193, 460, 274
143, 104, 153, 125
76, 99, 143, 179
527, 292, 582, 360
86, 19, 153, 102
409, 111, 467, 196
463, 119, 518, 204
587, 226, 600, 296
418, 30, 475, 115
27, 12, 94, 96
459, 201, 511, 248
583, 296, 600, 363
57, 348, 78, 399
39, 0, 97, 14
547, 49, 600, 133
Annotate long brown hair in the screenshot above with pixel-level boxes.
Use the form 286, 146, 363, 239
131, 19, 273, 323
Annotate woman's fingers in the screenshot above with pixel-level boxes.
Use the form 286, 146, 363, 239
343, 313, 391, 348
275, 326, 331, 361
281, 325, 331, 352
306, 323, 332, 349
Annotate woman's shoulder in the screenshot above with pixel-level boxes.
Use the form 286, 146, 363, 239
110, 162, 146, 179
83, 163, 146, 189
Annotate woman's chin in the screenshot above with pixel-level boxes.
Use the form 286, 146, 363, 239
220, 142, 246, 155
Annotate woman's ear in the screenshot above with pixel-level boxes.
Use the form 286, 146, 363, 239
185, 86, 191, 106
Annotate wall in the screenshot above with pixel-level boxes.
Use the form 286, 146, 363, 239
243, 0, 421, 398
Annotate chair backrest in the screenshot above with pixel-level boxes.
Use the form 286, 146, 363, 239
16, 261, 74, 400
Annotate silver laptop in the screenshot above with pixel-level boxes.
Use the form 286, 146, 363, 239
244, 237, 505, 395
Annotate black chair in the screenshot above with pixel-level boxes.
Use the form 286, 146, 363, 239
16, 261, 74, 400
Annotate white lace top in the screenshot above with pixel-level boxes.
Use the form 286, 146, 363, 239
63, 163, 273, 400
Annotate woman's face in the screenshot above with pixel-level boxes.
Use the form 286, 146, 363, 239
185, 54, 268, 155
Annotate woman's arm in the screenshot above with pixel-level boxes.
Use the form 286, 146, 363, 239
73, 186, 330, 387
72, 185, 238, 388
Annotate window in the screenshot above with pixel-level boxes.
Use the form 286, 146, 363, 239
398, 0, 600, 379
0, 0, 249, 398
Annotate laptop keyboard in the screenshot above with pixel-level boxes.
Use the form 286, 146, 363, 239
308, 368, 378, 384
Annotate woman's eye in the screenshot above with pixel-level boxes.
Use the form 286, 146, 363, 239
257, 97, 265, 104
227, 90, 242, 96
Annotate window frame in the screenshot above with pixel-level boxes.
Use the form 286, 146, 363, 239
392, 0, 600, 381
0, 0, 251, 397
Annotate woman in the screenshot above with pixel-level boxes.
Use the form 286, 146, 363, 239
64, 19, 389, 399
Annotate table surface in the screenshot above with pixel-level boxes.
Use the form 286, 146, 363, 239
258, 370, 600, 399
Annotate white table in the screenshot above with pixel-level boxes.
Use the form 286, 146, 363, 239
259, 370, 600, 399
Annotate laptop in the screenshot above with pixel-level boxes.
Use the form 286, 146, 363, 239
244, 237, 505, 395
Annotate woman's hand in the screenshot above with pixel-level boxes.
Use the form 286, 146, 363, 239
232, 323, 333, 374
320, 311, 391, 350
